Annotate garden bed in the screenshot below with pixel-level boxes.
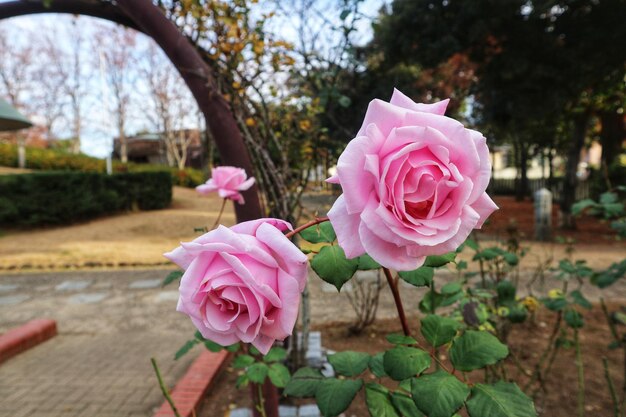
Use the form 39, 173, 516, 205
198, 302, 623, 417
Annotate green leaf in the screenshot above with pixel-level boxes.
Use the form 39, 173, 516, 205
569, 290, 592, 309
399, 267, 434, 287
233, 354, 256, 369
473, 248, 500, 261
542, 296, 568, 311
315, 378, 363, 417
450, 331, 509, 371
419, 290, 444, 314
268, 363, 291, 388
236, 373, 249, 389
496, 281, 516, 304
441, 282, 462, 295
162, 270, 183, 287
247, 362, 269, 383
358, 254, 381, 270
411, 371, 470, 417
425, 253, 456, 267
284, 367, 324, 397
300, 221, 337, 243
263, 347, 287, 363
572, 199, 597, 215
174, 339, 198, 360
339, 9, 350, 20
503, 252, 519, 266
328, 351, 371, 377
465, 238, 479, 251
383, 346, 431, 381
225, 343, 240, 352
365, 383, 400, 417
600, 192, 619, 205
421, 315, 461, 348
311, 245, 359, 291
369, 353, 387, 378
564, 309, 584, 328
386, 333, 418, 345
466, 382, 537, 417
390, 391, 425, 417
203, 339, 224, 352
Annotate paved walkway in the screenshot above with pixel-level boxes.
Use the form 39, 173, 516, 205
1, 264, 626, 417
0, 270, 197, 417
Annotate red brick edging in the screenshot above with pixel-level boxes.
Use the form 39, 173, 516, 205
0, 319, 57, 364
153, 350, 231, 417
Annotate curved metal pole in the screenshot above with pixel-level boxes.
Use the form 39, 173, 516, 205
0, 0, 264, 223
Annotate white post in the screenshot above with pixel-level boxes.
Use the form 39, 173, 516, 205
534, 188, 552, 241
106, 155, 112, 175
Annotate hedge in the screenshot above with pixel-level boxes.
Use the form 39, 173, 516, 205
0, 171, 172, 227
0, 143, 205, 187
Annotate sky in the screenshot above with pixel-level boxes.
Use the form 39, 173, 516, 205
0, 0, 387, 158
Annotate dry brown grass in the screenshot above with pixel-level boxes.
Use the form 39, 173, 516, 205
0, 187, 235, 269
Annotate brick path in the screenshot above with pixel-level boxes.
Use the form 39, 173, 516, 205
0, 270, 198, 417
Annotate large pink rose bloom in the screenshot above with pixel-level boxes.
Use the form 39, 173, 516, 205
327, 89, 498, 271
164, 219, 307, 354
196, 166, 255, 204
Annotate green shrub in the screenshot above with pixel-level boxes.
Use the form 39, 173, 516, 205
0, 171, 172, 227
0, 143, 205, 187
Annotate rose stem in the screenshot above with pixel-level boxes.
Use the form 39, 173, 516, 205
150, 358, 182, 417
382, 267, 411, 337
284, 216, 330, 239
210, 198, 228, 230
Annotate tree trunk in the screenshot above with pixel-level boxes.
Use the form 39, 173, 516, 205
515, 140, 529, 201
599, 110, 625, 169
561, 113, 589, 229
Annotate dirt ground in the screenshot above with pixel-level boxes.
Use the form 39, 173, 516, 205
0, 186, 236, 270
200, 302, 624, 417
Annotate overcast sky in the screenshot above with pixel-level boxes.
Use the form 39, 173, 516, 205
0, 1, 387, 158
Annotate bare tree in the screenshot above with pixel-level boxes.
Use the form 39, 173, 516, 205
95, 24, 137, 163
141, 42, 197, 169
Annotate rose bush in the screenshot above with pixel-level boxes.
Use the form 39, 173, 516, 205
164, 218, 307, 354
196, 166, 255, 204
327, 88, 498, 271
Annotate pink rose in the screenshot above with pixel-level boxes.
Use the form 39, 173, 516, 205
196, 166, 255, 204
164, 218, 307, 354
327, 89, 498, 271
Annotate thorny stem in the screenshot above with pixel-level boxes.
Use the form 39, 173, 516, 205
382, 267, 411, 337
211, 198, 228, 230
256, 383, 268, 417
285, 216, 330, 239
603, 357, 620, 417
151, 358, 182, 417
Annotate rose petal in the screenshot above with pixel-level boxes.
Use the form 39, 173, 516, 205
390, 88, 449, 115
256, 222, 308, 291
358, 222, 424, 271
471, 193, 499, 228
327, 195, 366, 258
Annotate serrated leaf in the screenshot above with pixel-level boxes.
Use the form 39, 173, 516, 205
399, 267, 434, 287
365, 383, 400, 417
466, 382, 537, 417
425, 253, 456, 267
383, 346, 431, 381
421, 315, 461, 348
569, 290, 592, 309
503, 252, 519, 266
450, 331, 509, 371
311, 245, 359, 291
496, 280, 516, 303
233, 354, 255, 369
564, 309, 584, 328
174, 339, 198, 360
300, 221, 336, 243
203, 339, 223, 352
369, 353, 387, 378
263, 347, 287, 363
247, 362, 269, 383
225, 343, 240, 352
390, 391, 425, 417
268, 363, 291, 387
236, 373, 249, 388
315, 378, 363, 417
419, 290, 444, 314
162, 270, 183, 287
441, 282, 462, 295
386, 333, 418, 345
411, 371, 469, 417
328, 351, 370, 377
284, 367, 324, 397
358, 253, 381, 270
